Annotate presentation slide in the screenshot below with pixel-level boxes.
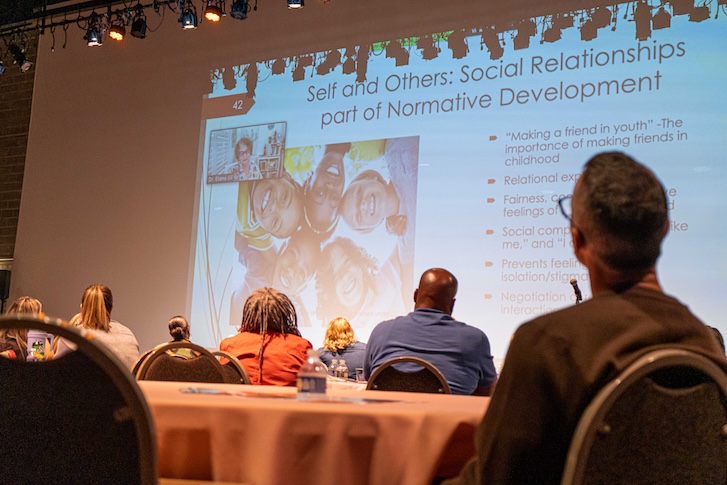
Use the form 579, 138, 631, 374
189, 5, 726, 358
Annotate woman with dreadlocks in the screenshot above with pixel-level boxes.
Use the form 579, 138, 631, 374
220, 287, 312, 386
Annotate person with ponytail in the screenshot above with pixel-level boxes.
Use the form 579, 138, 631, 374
166, 315, 197, 359
220, 287, 312, 386
56, 284, 139, 370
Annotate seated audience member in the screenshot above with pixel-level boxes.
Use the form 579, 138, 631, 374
444, 152, 726, 485
220, 287, 312, 386
166, 315, 196, 359
317, 317, 366, 373
364, 268, 497, 396
56, 284, 140, 370
0, 296, 43, 359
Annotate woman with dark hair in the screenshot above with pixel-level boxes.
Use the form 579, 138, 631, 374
169, 315, 191, 342
166, 315, 197, 359
220, 287, 312, 386
56, 284, 140, 370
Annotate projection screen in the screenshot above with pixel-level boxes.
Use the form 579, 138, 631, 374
14, 0, 727, 358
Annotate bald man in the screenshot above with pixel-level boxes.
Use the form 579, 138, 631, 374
363, 268, 497, 395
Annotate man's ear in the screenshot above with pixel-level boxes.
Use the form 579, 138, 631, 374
572, 225, 588, 266
413, 288, 418, 304
450, 298, 456, 315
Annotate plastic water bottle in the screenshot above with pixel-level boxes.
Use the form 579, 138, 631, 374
337, 359, 349, 380
328, 358, 338, 378
297, 349, 328, 400
26, 329, 48, 361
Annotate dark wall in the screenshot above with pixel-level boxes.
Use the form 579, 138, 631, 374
0, 33, 36, 259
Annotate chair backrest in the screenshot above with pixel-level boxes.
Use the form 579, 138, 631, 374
212, 350, 252, 384
0, 314, 157, 484
366, 356, 452, 394
132, 348, 154, 376
136, 341, 227, 383
561, 348, 727, 485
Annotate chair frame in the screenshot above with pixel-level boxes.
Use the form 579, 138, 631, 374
136, 340, 227, 382
0, 313, 157, 484
561, 347, 727, 485
212, 349, 252, 384
366, 356, 452, 394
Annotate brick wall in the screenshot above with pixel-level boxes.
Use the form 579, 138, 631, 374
0, 32, 37, 259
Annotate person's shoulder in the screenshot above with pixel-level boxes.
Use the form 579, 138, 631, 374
286, 333, 313, 348
109, 320, 136, 336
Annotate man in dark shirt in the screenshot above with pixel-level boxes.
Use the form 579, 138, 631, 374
364, 268, 497, 395
445, 152, 725, 484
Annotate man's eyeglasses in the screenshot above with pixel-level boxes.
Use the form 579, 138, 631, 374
558, 195, 572, 222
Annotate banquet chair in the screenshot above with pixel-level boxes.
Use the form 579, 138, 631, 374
132, 348, 154, 376
136, 341, 229, 383
0, 314, 157, 484
366, 356, 452, 394
212, 350, 252, 384
561, 348, 727, 485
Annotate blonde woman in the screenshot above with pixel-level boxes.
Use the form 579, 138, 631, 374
317, 317, 366, 372
56, 284, 140, 370
0, 296, 43, 360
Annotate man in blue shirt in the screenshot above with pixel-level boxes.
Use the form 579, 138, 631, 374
364, 268, 497, 395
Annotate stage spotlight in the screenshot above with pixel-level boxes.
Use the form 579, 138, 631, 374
652, 6, 671, 29
287, 0, 304, 9
8, 44, 32, 72
447, 30, 468, 59
230, 0, 249, 19
109, 15, 126, 41
130, 4, 147, 38
179, 2, 199, 29
84, 14, 103, 46
480, 27, 503, 60
204, 0, 223, 22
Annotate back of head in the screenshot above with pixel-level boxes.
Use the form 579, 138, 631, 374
574, 152, 668, 274
0, 296, 42, 348
4, 296, 42, 315
240, 287, 300, 337
323, 317, 356, 352
80, 284, 113, 331
414, 268, 458, 314
168, 315, 190, 341
240, 287, 300, 384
